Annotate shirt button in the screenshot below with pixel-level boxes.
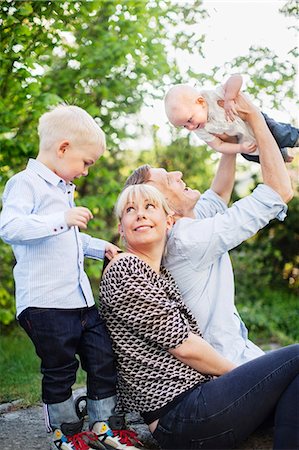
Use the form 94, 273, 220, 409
60, 226, 64, 230
54, 228, 57, 232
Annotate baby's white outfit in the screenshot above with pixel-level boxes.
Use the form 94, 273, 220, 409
194, 85, 259, 156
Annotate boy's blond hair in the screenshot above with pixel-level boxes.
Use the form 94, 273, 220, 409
38, 104, 106, 152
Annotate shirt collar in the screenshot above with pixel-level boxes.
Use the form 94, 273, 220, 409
27, 158, 74, 191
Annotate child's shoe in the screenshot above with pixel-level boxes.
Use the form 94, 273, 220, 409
52, 428, 101, 450
69, 430, 104, 450
92, 420, 142, 450
91, 422, 121, 449
52, 429, 75, 449
109, 415, 142, 450
112, 429, 142, 450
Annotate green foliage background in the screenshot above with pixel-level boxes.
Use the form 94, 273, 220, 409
0, 0, 298, 345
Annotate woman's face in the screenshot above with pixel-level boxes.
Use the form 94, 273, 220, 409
119, 196, 173, 251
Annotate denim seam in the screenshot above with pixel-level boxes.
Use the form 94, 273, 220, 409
201, 356, 299, 422
178, 355, 299, 424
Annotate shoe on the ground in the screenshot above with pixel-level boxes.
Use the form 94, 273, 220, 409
52, 428, 102, 450
91, 422, 121, 449
52, 429, 75, 449
112, 429, 142, 449
73, 430, 106, 450
92, 421, 142, 450
109, 415, 142, 450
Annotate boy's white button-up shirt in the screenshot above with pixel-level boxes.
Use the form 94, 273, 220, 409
164, 185, 287, 365
0, 159, 107, 317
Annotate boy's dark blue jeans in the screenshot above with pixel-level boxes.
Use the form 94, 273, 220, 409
18, 305, 117, 404
242, 113, 299, 163
152, 345, 299, 450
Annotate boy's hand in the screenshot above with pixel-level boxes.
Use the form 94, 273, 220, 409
224, 99, 238, 122
239, 141, 257, 153
105, 242, 122, 260
65, 207, 93, 229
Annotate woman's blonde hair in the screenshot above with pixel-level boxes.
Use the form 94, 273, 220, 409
115, 184, 173, 221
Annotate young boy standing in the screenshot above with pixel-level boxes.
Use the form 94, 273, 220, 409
0, 105, 136, 450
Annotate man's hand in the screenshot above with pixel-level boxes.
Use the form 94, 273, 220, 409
105, 242, 121, 260
239, 141, 257, 153
231, 93, 260, 122
218, 93, 259, 123
65, 207, 93, 229
224, 99, 238, 122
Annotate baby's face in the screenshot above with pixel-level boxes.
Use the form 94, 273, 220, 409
173, 97, 208, 131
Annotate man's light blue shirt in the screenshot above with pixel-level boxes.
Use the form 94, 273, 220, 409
0, 159, 107, 317
164, 184, 287, 365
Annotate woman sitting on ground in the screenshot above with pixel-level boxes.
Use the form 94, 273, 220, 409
99, 183, 299, 450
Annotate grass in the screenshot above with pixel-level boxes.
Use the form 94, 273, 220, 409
0, 324, 86, 406
236, 287, 299, 347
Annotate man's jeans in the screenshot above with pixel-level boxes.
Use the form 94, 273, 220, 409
152, 344, 299, 450
242, 113, 299, 163
19, 305, 117, 429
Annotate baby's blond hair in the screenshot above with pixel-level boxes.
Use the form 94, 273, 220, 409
164, 84, 199, 125
38, 104, 106, 152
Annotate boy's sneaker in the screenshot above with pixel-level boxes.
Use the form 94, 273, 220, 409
52, 429, 76, 449
110, 415, 142, 449
91, 422, 121, 449
52, 428, 102, 450
92, 421, 142, 450
112, 429, 142, 449
71, 430, 106, 450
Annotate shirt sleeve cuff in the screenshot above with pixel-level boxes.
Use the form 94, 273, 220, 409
252, 184, 288, 221
80, 233, 106, 259
46, 212, 69, 235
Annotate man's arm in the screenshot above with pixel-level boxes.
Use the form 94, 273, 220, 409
235, 93, 293, 203
169, 332, 236, 376
210, 154, 236, 205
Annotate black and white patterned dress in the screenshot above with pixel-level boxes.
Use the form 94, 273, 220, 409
100, 255, 211, 415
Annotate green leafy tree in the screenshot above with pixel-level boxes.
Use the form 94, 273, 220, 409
0, 0, 298, 334
0, 0, 207, 325
0, 0, 207, 173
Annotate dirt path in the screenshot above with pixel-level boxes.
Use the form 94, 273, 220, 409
0, 403, 48, 450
